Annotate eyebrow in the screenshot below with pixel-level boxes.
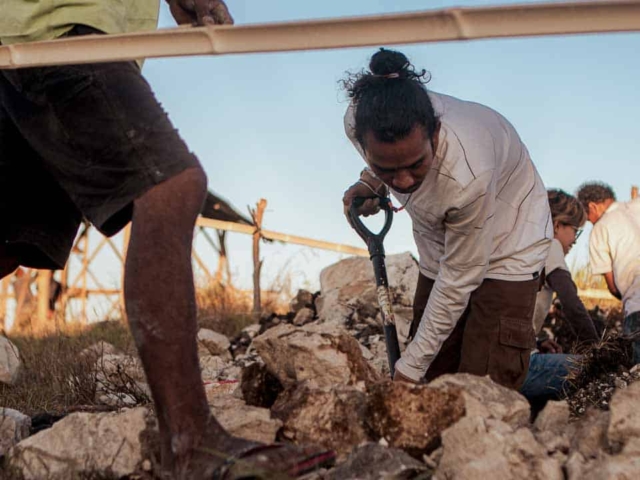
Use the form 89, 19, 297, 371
372, 156, 426, 174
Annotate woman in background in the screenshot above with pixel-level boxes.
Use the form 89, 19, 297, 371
520, 189, 599, 401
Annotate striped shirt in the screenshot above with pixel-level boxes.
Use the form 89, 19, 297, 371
345, 91, 552, 381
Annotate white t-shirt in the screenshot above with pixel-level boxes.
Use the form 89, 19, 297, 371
589, 199, 640, 316
532, 239, 569, 334
344, 91, 552, 381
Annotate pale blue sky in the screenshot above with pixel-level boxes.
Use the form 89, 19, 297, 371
141, 0, 640, 291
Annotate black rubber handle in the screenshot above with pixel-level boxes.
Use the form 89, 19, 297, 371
348, 196, 393, 247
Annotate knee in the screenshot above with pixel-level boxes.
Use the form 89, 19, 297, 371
169, 167, 207, 221
136, 166, 208, 220
175, 166, 207, 205
182, 166, 208, 210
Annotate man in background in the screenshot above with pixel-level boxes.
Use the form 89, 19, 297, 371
577, 182, 640, 364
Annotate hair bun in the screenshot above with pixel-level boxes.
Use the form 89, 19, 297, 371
369, 48, 409, 76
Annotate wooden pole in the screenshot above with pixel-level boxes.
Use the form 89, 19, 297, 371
120, 224, 131, 321
81, 234, 89, 324
36, 270, 52, 334
13, 269, 34, 334
2, 1, 640, 69
196, 217, 369, 257
250, 199, 267, 321
632, 185, 638, 200
214, 230, 230, 285
59, 262, 69, 328
0, 277, 9, 333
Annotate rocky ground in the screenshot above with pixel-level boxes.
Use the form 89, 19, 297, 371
2, 252, 639, 479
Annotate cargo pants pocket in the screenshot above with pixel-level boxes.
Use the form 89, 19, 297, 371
487, 316, 536, 390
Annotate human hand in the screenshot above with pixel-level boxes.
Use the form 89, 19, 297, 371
342, 181, 383, 221
167, 0, 234, 26
538, 339, 563, 354
342, 170, 388, 223
392, 369, 418, 384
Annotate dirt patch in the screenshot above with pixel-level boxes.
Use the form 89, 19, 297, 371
564, 334, 639, 417
240, 363, 284, 409
541, 303, 623, 353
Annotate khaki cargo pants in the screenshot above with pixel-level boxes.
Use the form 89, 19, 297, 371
409, 274, 539, 390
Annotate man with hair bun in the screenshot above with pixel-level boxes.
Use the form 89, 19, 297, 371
342, 48, 552, 389
577, 181, 640, 364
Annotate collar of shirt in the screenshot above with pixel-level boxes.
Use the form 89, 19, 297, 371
604, 201, 621, 216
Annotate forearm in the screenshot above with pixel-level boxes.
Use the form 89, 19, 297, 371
546, 269, 599, 344
604, 272, 622, 300
397, 264, 482, 380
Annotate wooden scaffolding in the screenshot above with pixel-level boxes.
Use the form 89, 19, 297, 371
0, 203, 367, 333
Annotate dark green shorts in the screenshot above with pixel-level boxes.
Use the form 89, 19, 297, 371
0, 26, 200, 269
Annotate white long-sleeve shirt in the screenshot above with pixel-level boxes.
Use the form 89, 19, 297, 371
344, 91, 552, 381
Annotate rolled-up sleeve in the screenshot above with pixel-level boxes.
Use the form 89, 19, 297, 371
589, 223, 612, 275
395, 169, 497, 381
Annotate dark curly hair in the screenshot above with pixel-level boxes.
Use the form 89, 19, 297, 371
576, 182, 616, 211
341, 48, 439, 147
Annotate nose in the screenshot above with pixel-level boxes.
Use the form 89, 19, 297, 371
392, 170, 415, 190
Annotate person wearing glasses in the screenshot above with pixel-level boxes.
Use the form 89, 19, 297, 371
577, 182, 640, 365
520, 189, 599, 401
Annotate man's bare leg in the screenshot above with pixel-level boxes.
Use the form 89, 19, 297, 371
124, 167, 239, 474
124, 167, 334, 479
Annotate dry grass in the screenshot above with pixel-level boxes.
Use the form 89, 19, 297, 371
571, 262, 621, 310
580, 296, 621, 311
1, 275, 292, 416
195, 268, 293, 338
0, 321, 136, 417
571, 262, 608, 291
196, 281, 257, 339
0, 276, 295, 478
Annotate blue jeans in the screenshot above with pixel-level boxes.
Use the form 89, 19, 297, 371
519, 353, 580, 400
624, 312, 640, 365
